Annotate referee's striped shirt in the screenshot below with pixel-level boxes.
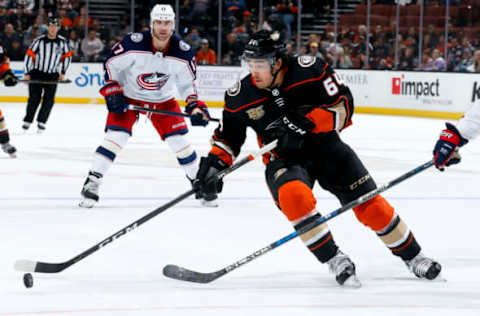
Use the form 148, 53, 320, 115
24, 35, 72, 75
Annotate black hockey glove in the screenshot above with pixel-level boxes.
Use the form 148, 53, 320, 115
1, 69, 18, 86
263, 112, 315, 156
433, 123, 468, 171
194, 154, 228, 200
99, 81, 126, 113
185, 99, 211, 126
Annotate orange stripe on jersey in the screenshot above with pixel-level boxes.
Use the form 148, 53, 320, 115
0, 108, 3, 117
210, 145, 233, 166
61, 51, 73, 60
0, 63, 9, 77
306, 108, 335, 133
224, 97, 268, 113
278, 180, 316, 221
26, 48, 36, 61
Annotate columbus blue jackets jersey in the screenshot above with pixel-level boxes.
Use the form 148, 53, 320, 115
104, 31, 198, 103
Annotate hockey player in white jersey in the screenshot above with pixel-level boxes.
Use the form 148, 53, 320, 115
433, 103, 480, 170
80, 4, 216, 208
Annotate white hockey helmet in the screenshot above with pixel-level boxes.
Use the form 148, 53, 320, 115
150, 4, 175, 29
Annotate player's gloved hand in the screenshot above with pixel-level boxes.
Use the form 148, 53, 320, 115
185, 99, 211, 126
99, 81, 126, 114
433, 122, 468, 171
263, 111, 315, 155
1, 69, 18, 86
194, 153, 228, 198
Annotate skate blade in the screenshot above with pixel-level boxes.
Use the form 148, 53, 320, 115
343, 275, 362, 288
201, 199, 218, 208
8, 153, 17, 158
79, 199, 96, 208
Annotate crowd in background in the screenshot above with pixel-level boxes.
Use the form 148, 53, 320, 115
1, 0, 480, 72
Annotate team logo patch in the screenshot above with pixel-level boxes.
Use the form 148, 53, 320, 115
130, 32, 143, 43
246, 105, 265, 120
179, 40, 191, 51
274, 168, 287, 180
137, 72, 170, 90
227, 81, 241, 96
298, 55, 316, 67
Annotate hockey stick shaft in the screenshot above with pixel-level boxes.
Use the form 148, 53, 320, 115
14, 140, 277, 274
163, 159, 434, 283
128, 105, 221, 122
17, 79, 72, 84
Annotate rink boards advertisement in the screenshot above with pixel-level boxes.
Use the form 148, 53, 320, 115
2, 61, 478, 119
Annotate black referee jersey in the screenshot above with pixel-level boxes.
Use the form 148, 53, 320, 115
24, 34, 72, 77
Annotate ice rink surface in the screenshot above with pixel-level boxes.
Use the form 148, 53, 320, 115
1, 103, 479, 316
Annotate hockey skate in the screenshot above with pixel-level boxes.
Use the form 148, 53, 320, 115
327, 250, 361, 288
22, 122, 30, 132
405, 253, 442, 280
37, 122, 46, 134
79, 171, 103, 208
1, 143, 17, 158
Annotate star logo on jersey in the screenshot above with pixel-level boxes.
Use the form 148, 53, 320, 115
136, 72, 170, 90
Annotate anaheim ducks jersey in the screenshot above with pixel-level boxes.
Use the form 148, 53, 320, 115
0, 45, 11, 77
104, 31, 197, 103
210, 56, 354, 165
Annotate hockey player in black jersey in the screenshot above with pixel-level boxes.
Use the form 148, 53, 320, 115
194, 30, 442, 286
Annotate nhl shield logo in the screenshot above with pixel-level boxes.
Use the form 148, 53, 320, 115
137, 72, 170, 90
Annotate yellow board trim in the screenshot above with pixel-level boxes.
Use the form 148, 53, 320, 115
0, 96, 464, 119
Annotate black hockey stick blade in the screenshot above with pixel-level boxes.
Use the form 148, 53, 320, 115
162, 160, 434, 283
18, 79, 72, 84
163, 264, 226, 283
14, 260, 69, 273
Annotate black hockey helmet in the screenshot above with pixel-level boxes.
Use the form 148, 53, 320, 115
47, 16, 59, 26
242, 30, 287, 61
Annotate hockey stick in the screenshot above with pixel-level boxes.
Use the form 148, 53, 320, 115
163, 159, 434, 283
17, 79, 72, 84
128, 105, 221, 122
14, 140, 277, 274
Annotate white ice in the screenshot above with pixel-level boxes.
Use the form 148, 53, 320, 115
0, 103, 479, 316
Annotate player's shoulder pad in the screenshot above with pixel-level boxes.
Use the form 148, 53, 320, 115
224, 75, 256, 111
164, 34, 194, 62
118, 30, 152, 53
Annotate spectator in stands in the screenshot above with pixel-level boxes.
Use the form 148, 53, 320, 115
423, 49, 446, 71
372, 35, 392, 69
7, 37, 24, 60
467, 50, 480, 73
425, 24, 439, 48
73, 5, 92, 33
276, 0, 297, 41
222, 31, 243, 65
399, 46, 417, 70
81, 29, 103, 62
68, 28, 81, 62
238, 10, 256, 36
23, 25, 39, 47
189, 0, 210, 28
196, 38, 216, 65
0, 7, 8, 31
308, 41, 324, 59
58, 8, 73, 29
17, 0, 34, 12
336, 46, 352, 69
225, 0, 246, 18
9, 5, 32, 33
455, 48, 473, 72
185, 27, 201, 53
25, 15, 46, 38
2, 23, 18, 52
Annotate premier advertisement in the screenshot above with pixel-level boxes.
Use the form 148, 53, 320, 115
2, 62, 479, 119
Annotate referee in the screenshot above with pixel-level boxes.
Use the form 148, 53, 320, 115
22, 16, 72, 133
